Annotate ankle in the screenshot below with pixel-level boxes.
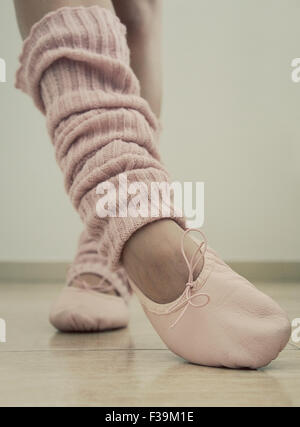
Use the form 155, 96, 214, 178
122, 220, 204, 303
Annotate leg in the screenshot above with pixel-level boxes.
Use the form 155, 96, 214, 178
13, 0, 171, 333
14, 0, 131, 332
14, 0, 115, 39
113, 0, 162, 117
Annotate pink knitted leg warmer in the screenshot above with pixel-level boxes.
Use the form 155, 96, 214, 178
16, 6, 183, 269
67, 229, 130, 299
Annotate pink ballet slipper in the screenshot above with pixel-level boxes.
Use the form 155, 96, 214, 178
49, 282, 130, 333
50, 230, 131, 332
129, 229, 291, 369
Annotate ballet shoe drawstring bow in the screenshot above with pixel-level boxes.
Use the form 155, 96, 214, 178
167, 228, 210, 329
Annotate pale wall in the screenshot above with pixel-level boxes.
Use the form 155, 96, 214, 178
0, 0, 299, 262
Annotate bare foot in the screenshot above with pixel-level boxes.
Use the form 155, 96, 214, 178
122, 220, 204, 303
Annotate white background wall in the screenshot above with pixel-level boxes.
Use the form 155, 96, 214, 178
0, 0, 299, 262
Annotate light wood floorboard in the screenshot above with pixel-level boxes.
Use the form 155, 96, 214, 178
0, 281, 299, 406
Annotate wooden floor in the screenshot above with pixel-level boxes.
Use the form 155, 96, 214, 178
0, 281, 299, 407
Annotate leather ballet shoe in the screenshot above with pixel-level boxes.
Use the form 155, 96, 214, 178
49, 265, 130, 332
129, 229, 291, 369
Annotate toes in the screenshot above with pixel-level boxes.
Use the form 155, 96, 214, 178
225, 288, 291, 369
49, 290, 129, 332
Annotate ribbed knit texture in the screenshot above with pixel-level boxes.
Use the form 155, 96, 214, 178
16, 6, 184, 268
67, 229, 131, 302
